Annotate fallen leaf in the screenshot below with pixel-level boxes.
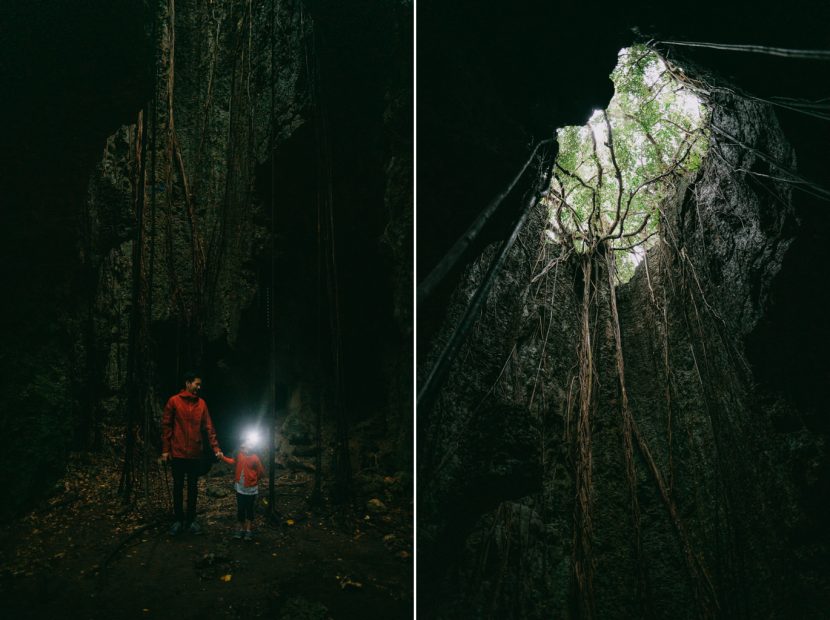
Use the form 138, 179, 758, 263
286, 519, 295, 526
338, 576, 363, 590
220, 574, 233, 582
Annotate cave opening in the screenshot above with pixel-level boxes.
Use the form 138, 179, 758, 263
525, 45, 726, 618
420, 28, 830, 616
545, 45, 709, 285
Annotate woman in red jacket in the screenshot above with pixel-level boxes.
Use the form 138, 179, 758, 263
161, 371, 223, 536
221, 431, 266, 540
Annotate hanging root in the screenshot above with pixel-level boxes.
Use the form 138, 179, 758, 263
630, 417, 719, 617
658, 39, 830, 60
662, 287, 675, 494
604, 245, 719, 617
164, 0, 207, 326
573, 254, 596, 619
603, 248, 646, 609
529, 256, 562, 408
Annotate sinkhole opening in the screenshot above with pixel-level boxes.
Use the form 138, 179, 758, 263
545, 44, 711, 283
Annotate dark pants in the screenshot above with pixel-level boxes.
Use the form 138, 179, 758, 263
236, 492, 256, 523
171, 458, 201, 524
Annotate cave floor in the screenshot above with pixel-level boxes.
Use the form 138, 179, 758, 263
0, 445, 412, 619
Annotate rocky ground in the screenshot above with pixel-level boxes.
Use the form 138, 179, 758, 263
0, 430, 412, 619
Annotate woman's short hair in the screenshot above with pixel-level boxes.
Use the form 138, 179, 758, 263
182, 370, 200, 385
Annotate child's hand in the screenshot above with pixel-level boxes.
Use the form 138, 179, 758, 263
161, 452, 170, 462
216, 451, 224, 459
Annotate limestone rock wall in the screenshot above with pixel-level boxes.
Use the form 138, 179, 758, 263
0, 0, 412, 519
420, 89, 827, 618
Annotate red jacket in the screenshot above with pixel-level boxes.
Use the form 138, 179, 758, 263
221, 451, 265, 488
161, 390, 221, 459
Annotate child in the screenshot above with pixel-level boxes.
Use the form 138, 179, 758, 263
220, 432, 266, 540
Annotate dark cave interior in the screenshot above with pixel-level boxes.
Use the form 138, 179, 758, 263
0, 1, 412, 617
418, 0, 830, 617
4, 0, 830, 616
1, 0, 411, 507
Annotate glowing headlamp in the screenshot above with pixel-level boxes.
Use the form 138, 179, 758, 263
243, 429, 261, 448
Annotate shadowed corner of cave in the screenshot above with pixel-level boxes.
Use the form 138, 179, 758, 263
0, 1, 412, 618
418, 1, 830, 618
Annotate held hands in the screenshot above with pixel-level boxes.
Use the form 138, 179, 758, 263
160, 451, 223, 460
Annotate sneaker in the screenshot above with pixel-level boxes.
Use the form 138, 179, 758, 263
244, 531, 253, 541
188, 521, 203, 535
233, 530, 244, 540
169, 521, 183, 536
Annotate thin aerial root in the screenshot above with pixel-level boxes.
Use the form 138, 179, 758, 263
659, 40, 830, 60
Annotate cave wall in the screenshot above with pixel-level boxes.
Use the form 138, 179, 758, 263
0, 0, 412, 519
419, 3, 830, 615
419, 82, 828, 617
79, 0, 413, 487
0, 0, 152, 521
78, 0, 309, 446
418, 196, 577, 617
417, 0, 830, 362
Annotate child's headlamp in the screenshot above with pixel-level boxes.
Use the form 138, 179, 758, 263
243, 429, 262, 448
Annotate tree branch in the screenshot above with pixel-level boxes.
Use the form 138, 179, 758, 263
601, 110, 625, 241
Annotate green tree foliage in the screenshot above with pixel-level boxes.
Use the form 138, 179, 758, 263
545, 46, 710, 282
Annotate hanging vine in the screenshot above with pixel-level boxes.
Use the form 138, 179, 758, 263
572, 253, 597, 619
540, 46, 722, 617
301, 3, 352, 504
118, 0, 264, 507
120, 107, 149, 504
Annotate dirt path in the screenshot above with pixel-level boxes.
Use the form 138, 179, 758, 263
0, 449, 412, 619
